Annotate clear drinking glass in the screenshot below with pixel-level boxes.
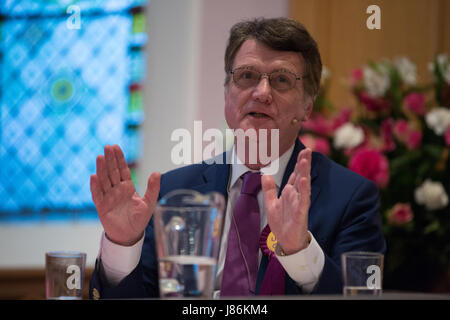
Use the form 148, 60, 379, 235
45, 251, 86, 300
153, 190, 225, 298
341, 251, 384, 296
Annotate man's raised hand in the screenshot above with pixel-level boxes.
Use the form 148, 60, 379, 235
90, 145, 161, 246
262, 148, 312, 255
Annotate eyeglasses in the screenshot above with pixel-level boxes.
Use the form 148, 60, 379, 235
230, 66, 304, 91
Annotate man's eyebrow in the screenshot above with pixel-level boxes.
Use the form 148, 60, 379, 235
234, 65, 297, 74
234, 65, 257, 70
270, 67, 297, 74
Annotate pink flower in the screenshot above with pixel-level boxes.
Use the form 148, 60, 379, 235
446, 127, 450, 146
387, 203, 414, 226
393, 120, 422, 150
381, 118, 396, 152
332, 108, 353, 130
350, 68, 363, 85
358, 92, 391, 112
348, 148, 390, 189
393, 119, 410, 141
406, 129, 422, 150
303, 112, 333, 136
314, 137, 331, 156
404, 92, 426, 115
299, 134, 330, 156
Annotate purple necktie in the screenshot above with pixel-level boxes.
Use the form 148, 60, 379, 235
221, 172, 261, 296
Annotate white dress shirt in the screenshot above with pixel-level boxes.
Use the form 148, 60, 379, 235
99, 144, 325, 295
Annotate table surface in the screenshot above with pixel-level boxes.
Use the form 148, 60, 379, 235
140, 291, 450, 300
266, 292, 450, 300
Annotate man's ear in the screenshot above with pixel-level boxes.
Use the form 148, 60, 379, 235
224, 80, 231, 96
224, 85, 229, 103
302, 95, 315, 121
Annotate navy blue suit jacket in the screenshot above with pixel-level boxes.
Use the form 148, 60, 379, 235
90, 140, 386, 298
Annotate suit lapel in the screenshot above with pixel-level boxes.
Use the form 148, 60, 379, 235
190, 152, 231, 202
279, 139, 319, 196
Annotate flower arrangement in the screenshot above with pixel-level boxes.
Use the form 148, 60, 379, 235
301, 55, 450, 292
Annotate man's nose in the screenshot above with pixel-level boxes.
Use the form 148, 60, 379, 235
252, 76, 272, 104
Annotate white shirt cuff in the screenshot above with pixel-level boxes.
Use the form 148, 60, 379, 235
99, 231, 144, 286
275, 231, 325, 293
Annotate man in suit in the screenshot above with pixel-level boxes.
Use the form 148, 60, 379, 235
89, 17, 386, 299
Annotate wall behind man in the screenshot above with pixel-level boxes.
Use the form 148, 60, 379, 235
291, 0, 450, 109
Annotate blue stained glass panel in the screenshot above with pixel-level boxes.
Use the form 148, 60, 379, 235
0, 1, 147, 221
1, 0, 147, 16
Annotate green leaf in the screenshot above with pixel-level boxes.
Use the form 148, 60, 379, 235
424, 220, 440, 235
416, 162, 432, 181
368, 60, 378, 70
389, 151, 421, 173
423, 145, 443, 160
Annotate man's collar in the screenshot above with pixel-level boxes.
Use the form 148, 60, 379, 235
229, 143, 295, 190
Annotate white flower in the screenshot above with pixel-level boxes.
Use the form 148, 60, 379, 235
425, 107, 450, 135
436, 54, 448, 69
415, 179, 449, 211
437, 54, 450, 84
363, 65, 390, 98
333, 123, 364, 149
394, 57, 417, 85
431, 54, 450, 85
321, 66, 331, 84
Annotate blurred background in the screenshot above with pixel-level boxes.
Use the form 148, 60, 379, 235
0, 0, 448, 299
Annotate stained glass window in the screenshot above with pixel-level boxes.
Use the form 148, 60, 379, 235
0, 0, 147, 222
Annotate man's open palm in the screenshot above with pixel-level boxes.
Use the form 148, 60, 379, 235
90, 145, 160, 246
262, 148, 312, 255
